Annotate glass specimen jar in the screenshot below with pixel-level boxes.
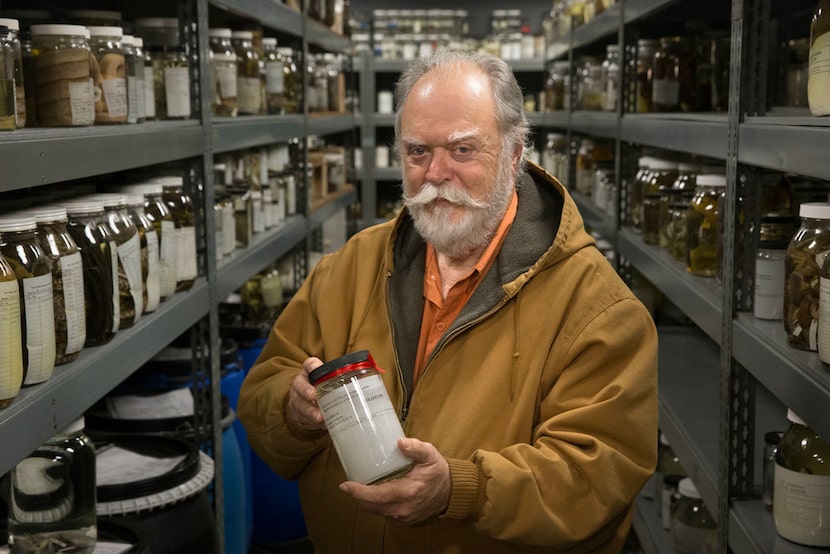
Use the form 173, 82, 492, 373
309, 351, 413, 484
600, 43, 619, 112
0, 212, 56, 386
30, 205, 86, 366
121, 34, 143, 123
0, 18, 25, 127
262, 37, 284, 115
134, 18, 191, 120
636, 38, 659, 113
0, 249, 23, 409
231, 30, 262, 116
809, 0, 830, 116
278, 47, 300, 114
0, 22, 15, 131
124, 182, 177, 300
135, 36, 155, 120
88, 26, 128, 124
209, 28, 238, 118
160, 177, 198, 292
642, 158, 679, 246
122, 192, 161, 314
671, 478, 718, 552
652, 36, 695, 112
686, 173, 726, 277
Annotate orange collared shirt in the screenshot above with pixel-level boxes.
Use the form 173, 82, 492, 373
413, 190, 518, 384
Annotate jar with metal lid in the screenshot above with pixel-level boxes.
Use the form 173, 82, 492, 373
160, 177, 197, 292
785, 202, 830, 351
671, 478, 717, 552
262, 37, 283, 114
122, 192, 161, 314
686, 174, 726, 277
652, 36, 695, 112
208, 28, 238, 117
29, 24, 95, 127
642, 159, 679, 246
0, 18, 25, 127
0, 249, 23, 409
88, 26, 128, 124
600, 43, 619, 112
755, 215, 796, 321
0, 212, 56, 386
547, 60, 571, 112
30, 205, 86, 366
8, 416, 97, 552
63, 199, 117, 346
774, 409, 830, 546
121, 35, 143, 123
126, 182, 177, 300
134, 18, 191, 120
809, 0, 830, 116
231, 30, 262, 115
309, 351, 413, 484
577, 56, 602, 111
636, 38, 659, 112
135, 36, 155, 120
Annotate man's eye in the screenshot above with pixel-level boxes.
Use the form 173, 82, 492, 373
409, 146, 426, 157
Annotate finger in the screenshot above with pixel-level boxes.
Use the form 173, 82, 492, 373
396, 437, 431, 463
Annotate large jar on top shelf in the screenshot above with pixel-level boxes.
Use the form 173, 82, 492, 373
652, 36, 695, 112
0, 250, 23, 409
0, 18, 25, 127
809, 0, 830, 116
232, 30, 262, 115
208, 28, 238, 118
88, 26, 128, 124
134, 18, 190, 120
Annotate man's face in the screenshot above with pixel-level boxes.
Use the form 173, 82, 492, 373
399, 63, 519, 258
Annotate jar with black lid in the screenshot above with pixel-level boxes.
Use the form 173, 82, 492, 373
0, 249, 23, 409
0, 212, 56, 386
30, 205, 86, 366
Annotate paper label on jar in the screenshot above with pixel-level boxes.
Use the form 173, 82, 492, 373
118, 233, 143, 322
774, 463, 830, 546
164, 66, 191, 118
0, 279, 23, 399
126, 74, 139, 123
216, 64, 238, 99
68, 80, 95, 125
109, 241, 120, 333
59, 251, 86, 356
134, 73, 145, 121
102, 77, 128, 118
143, 66, 156, 118
145, 228, 161, 312
159, 220, 177, 298
265, 62, 284, 94
754, 256, 785, 320
808, 31, 830, 115
21, 273, 56, 385
175, 225, 198, 282
237, 77, 262, 114
652, 78, 679, 107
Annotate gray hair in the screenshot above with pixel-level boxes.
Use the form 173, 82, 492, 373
393, 50, 530, 164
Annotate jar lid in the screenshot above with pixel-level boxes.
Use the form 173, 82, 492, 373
696, 174, 727, 187
63, 198, 105, 214
677, 477, 701, 499
0, 18, 20, 31
209, 28, 232, 38
133, 37, 143, 48
123, 193, 146, 207
799, 202, 830, 219
117, 182, 164, 196
308, 350, 373, 385
134, 17, 178, 28
213, 52, 237, 62
758, 239, 790, 250
151, 175, 184, 187
638, 156, 656, 167
87, 26, 124, 38
30, 23, 88, 37
262, 37, 277, 47
121, 35, 134, 45
0, 212, 36, 232
277, 47, 294, 56
786, 408, 807, 426
649, 159, 678, 171
28, 205, 68, 223
677, 163, 700, 173
85, 193, 126, 208
231, 30, 254, 40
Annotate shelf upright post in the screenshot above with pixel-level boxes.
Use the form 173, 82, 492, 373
359, 50, 378, 230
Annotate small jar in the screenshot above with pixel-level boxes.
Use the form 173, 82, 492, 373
309, 351, 413, 484
671, 478, 718, 552
232, 30, 263, 115
629, 156, 654, 232
262, 37, 283, 115
209, 28, 238, 117
160, 177, 198, 292
774, 409, 830, 546
808, 0, 830, 116
0, 22, 16, 131
8, 417, 97, 552
652, 36, 695, 112
121, 35, 144, 123
0, 18, 26, 127
29, 24, 95, 127
134, 18, 191, 120
88, 26, 128, 124
577, 56, 603, 111
600, 43, 619, 112
642, 159, 679, 246
0, 249, 23, 409
135, 36, 156, 120
122, 192, 161, 314
0, 213, 56, 386
636, 38, 660, 112
785, 202, 830, 351
763, 431, 783, 513
278, 47, 300, 114
64, 199, 117, 346
686, 173, 726, 277
30, 206, 86, 366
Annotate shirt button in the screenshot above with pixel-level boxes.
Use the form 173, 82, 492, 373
436, 322, 445, 331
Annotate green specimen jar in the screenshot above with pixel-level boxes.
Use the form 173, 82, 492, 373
671, 478, 717, 552
686, 173, 726, 277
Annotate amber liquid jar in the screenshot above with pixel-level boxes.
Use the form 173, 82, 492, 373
652, 36, 695, 112
161, 178, 197, 292
0, 250, 23, 408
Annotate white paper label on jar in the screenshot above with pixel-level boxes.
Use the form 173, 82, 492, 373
175, 225, 198, 282
21, 273, 56, 385
159, 220, 177, 298
216, 64, 238, 99
774, 463, 830, 546
0, 279, 23, 400
755, 255, 786, 320
317, 373, 411, 484
102, 77, 128, 118
68, 81, 95, 125
144, 228, 161, 312
222, 206, 236, 256
808, 31, 830, 116
265, 62, 284, 94
237, 77, 261, 114
143, 66, 156, 118
134, 73, 145, 121
377, 91, 393, 114
126, 74, 139, 123
118, 233, 144, 322
164, 66, 191, 118
109, 241, 120, 333
59, 252, 86, 356
652, 79, 679, 107
375, 146, 389, 168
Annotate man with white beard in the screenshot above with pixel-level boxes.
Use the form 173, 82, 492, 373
239, 50, 658, 553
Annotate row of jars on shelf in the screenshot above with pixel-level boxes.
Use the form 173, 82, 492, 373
543, 0, 619, 46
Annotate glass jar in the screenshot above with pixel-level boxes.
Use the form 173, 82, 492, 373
135, 36, 156, 120
134, 18, 191, 120
88, 26, 128, 124
636, 38, 660, 113
121, 35, 143, 123
652, 36, 695, 112
0, 213, 56, 386
262, 37, 283, 115
127, 182, 177, 300
642, 159, 679, 246
629, 156, 654, 232
0, 18, 25, 127
0, 249, 23, 409
665, 200, 691, 262
542, 132, 568, 184
208, 28, 238, 117
8, 417, 97, 552
686, 174, 726, 277
30, 24, 95, 127
653, 433, 687, 521
160, 177, 197, 292
0, 22, 15, 131
277, 47, 300, 114
64, 199, 117, 346
577, 56, 602, 111
231, 30, 263, 116
545, 61, 570, 112
671, 478, 718, 553
809, 0, 830, 116
774, 409, 830, 546
122, 192, 161, 314
309, 350, 413, 484
755, 236, 789, 321
785, 202, 830, 351
600, 43, 619, 112
30, 206, 86, 366
763, 431, 783, 513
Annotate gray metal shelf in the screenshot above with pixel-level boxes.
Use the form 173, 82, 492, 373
730, 501, 818, 554
739, 116, 830, 181
305, 17, 351, 53
620, 114, 729, 160
308, 113, 360, 136
632, 494, 670, 554
309, 185, 358, 228
212, 115, 305, 153
571, 191, 617, 242
571, 3, 623, 50
0, 280, 210, 476
209, 0, 303, 35
0, 121, 204, 192
570, 111, 619, 140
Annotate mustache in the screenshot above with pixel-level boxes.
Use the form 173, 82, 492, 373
403, 183, 489, 210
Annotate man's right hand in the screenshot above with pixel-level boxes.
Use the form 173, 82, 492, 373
285, 357, 328, 435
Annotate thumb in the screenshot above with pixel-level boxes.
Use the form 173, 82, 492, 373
397, 437, 429, 462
